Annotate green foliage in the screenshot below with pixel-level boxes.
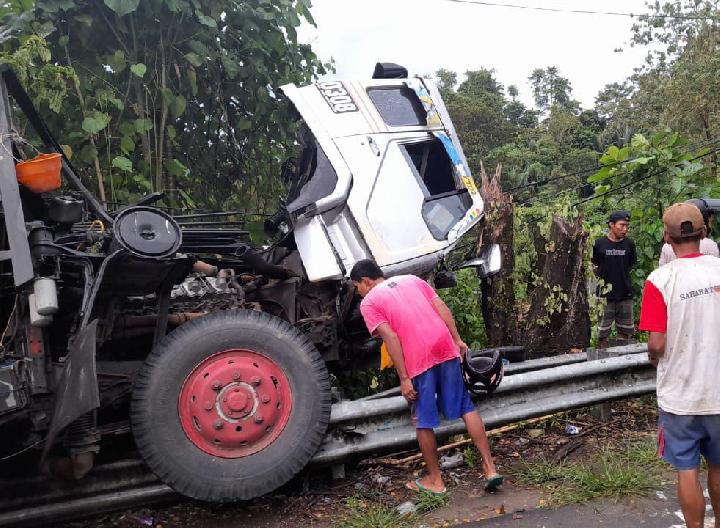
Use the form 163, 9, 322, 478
438, 68, 528, 173
463, 445, 478, 468
0, 36, 76, 113
439, 269, 487, 349
588, 130, 709, 297
528, 66, 579, 114
414, 489, 450, 513
0, 0, 328, 210
335, 497, 412, 528
334, 368, 399, 400
514, 437, 666, 506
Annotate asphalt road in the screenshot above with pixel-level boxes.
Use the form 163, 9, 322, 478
464, 483, 717, 528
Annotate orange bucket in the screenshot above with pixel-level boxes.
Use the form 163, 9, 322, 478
15, 152, 62, 193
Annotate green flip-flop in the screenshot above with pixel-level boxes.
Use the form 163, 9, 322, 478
484, 474, 504, 491
407, 478, 447, 496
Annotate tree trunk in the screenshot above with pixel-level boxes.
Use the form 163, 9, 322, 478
478, 163, 517, 346
522, 215, 590, 358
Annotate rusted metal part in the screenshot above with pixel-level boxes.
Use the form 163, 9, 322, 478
178, 349, 293, 458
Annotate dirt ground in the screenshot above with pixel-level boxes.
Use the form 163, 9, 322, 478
61, 397, 663, 528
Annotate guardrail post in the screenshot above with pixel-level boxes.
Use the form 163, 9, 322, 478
587, 346, 615, 421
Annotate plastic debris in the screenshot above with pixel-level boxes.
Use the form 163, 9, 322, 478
439, 452, 464, 469
124, 515, 154, 527
372, 474, 390, 486
396, 501, 418, 516
565, 424, 581, 435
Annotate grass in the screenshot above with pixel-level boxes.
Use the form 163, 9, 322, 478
415, 489, 450, 513
334, 497, 412, 528
334, 490, 450, 528
513, 436, 669, 506
464, 445, 478, 468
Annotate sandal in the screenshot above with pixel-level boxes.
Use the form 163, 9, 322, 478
406, 478, 447, 495
484, 473, 504, 491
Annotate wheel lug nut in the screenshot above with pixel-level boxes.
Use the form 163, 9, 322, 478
204, 401, 213, 411
211, 380, 222, 390
254, 415, 264, 424
251, 376, 261, 386
213, 420, 224, 430
232, 371, 240, 380
261, 395, 270, 404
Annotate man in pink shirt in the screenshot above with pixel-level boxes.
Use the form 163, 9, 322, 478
350, 259, 502, 494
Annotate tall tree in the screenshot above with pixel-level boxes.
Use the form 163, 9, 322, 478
440, 68, 516, 171
0, 0, 326, 210
529, 66, 578, 114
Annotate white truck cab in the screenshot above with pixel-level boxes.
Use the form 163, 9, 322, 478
281, 67, 484, 281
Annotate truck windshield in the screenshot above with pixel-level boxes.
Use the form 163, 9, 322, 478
367, 86, 427, 127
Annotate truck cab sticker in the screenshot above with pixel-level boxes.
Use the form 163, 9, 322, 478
316, 81, 358, 113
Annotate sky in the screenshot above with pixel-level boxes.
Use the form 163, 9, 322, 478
298, 0, 653, 109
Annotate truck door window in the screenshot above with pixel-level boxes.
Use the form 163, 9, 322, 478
402, 140, 457, 196
367, 86, 427, 127
400, 138, 472, 240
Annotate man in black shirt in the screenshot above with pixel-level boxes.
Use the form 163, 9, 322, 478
592, 210, 637, 349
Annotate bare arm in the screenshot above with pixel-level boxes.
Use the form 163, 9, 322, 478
376, 323, 417, 402
431, 296, 468, 359
647, 331, 666, 368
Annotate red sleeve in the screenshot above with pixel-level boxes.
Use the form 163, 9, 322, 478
638, 280, 667, 333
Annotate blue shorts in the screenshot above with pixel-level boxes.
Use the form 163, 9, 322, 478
658, 409, 720, 470
410, 359, 475, 429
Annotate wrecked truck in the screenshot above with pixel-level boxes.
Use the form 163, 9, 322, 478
0, 63, 500, 502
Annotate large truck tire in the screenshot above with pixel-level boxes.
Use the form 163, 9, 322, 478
130, 309, 331, 502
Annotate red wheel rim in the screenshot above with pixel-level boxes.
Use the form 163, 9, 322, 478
178, 349, 293, 458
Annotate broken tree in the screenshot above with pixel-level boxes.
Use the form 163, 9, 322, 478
477, 163, 517, 346
522, 215, 590, 358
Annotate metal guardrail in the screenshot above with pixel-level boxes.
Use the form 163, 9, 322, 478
313, 346, 654, 464
358, 343, 648, 400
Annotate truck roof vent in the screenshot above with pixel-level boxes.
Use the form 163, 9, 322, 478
372, 63, 408, 79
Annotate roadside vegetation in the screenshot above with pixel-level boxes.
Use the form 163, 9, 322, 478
513, 436, 668, 506
335, 491, 450, 528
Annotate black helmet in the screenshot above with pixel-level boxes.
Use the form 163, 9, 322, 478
463, 349, 504, 397
686, 198, 710, 226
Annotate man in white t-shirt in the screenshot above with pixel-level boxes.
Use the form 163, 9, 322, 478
639, 202, 720, 528
659, 198, 719, 265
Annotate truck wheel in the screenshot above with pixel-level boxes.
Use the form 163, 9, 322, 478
130, 309, 331, 502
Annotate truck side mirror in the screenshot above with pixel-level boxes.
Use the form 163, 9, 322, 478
457, 244, 502, 279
